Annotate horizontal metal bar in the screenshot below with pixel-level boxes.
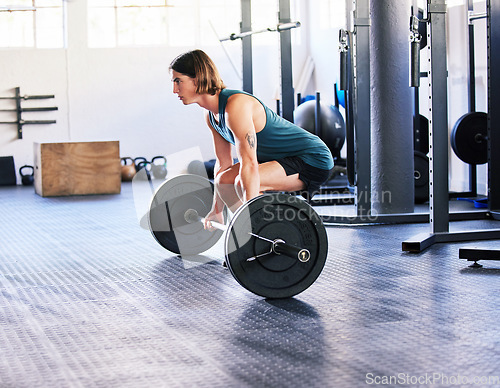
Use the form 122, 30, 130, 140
0, 120, 56, 125
0, 7, 36, 12
184, 209, 227, 231
321, 210, 488, 225
468, 11, 487, 22
0, 107, 58, 112
0, 6, 61, 11
309, 197, 355, 206
87, 5, 174, 9
221, 28, 271, 41
186, 208, 310, 262
402, 232, 436, 252
0, 95, 55, 100
403, 229, 500, 253
220, 21, 300, 41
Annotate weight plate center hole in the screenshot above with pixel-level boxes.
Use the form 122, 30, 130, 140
252, 224, 300, 272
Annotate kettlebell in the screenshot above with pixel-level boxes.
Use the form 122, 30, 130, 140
151, 156, 167, 179
121, 157, 136, 182
136, 161, 152, 181
19, 165, 34, 186
134, 157, 147, 172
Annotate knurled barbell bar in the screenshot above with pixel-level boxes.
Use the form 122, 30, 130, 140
147, 174, 328, 299
184, 208, 311, 263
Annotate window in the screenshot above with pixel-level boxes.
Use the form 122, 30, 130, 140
0, 0, 65, 48
88, 0, 171, 47
199, 0, 240, 46
88, 0, 241, 48
87, 0, 302, 48
317, 0, 346, 30
250, 0, 302, 46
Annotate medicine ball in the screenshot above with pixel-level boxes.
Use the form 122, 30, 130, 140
294, 100, 346, 157
187, 160, 207, 177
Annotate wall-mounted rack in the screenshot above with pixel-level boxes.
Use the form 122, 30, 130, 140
0, 87, 57, 139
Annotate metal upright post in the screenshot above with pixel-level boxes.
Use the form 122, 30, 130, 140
467, 0, 477, 114
428, 0, 449, 234
352, 0, 372, 217
467, 0, 478, 196
488, 0, 500, 215
278, 0, 295, 123
370, 0, 414, 215
456, 0, 500, 267
241, 0, 253, 94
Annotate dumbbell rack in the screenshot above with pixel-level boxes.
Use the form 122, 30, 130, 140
0, 87, 57, 139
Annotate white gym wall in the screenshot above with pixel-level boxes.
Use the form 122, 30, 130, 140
0, 0, 489, 195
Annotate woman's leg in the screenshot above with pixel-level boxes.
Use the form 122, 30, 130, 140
215, 161, 306, 212
257, 161, 306, 192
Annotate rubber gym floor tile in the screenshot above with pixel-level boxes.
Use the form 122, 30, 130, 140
1, 184, 500, 387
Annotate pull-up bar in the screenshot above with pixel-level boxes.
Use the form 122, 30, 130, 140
220, 21, 301, 42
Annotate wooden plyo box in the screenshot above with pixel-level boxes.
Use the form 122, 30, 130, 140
34, 141, 121, 197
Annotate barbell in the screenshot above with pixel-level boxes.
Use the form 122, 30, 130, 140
147, 174, 328, 299
183, 208, 311, 263
220, 21, 301, 42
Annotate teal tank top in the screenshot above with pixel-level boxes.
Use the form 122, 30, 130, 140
208, 89, 334, 170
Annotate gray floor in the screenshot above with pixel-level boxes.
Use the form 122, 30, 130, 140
1, 183, 500, 387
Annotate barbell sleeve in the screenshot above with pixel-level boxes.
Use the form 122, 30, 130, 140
339, 51, 348, 91
409, 15, 421, 88
272, 239, 311, 262
410, 38, 421, 87
338, 29, 349, 91
276, 21, 301, 32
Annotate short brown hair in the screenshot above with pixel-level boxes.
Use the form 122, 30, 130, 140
169, 49, 226, 95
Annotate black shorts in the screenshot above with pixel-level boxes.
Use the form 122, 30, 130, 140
275, 156, 333, 198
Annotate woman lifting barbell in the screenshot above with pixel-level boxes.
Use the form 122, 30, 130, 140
169, 49, 334, 229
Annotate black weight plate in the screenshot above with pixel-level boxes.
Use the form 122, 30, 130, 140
224, 193, 328, 299
414, 150, 429, 204
450, 112, 488, 165
148, 174, 224, 255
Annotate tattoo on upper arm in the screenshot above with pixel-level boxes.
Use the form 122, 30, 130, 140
245, 133, 256, 149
